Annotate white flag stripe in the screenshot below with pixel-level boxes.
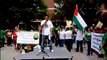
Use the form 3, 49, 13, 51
76, 13, 87, 28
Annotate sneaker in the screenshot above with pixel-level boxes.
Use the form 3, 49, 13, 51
21, 49, 26, 54
39, 50, 41, 52
50, 50, 54, 52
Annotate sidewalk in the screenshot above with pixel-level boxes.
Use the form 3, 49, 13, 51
71, 48, 104, 60
1, 45, 104, 60
1, 46, 20, 60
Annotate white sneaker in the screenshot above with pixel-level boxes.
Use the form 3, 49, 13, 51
51, 50, 54, 52
39, 50, 41, 52
21, 49, 25, 54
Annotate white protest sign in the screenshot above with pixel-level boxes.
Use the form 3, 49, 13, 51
17, 31, 39, 44
91, 33, 104, 54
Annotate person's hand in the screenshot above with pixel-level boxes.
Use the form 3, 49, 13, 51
46, 39, 48, 43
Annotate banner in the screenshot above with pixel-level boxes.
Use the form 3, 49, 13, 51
91, 33, 104, 54
17, 31, 39, 44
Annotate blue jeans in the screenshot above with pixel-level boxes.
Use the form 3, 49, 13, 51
59, 39, 65, 47
41, 35, 52, 52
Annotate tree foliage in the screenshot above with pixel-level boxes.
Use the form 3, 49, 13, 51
0, 0, 47, 28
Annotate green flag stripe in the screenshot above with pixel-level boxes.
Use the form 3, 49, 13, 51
17, 42, 38, 44
73, 16, 83, 30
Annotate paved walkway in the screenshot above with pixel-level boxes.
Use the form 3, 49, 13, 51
1, 45, 104, 60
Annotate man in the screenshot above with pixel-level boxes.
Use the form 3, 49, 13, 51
85, 27, 93, 56
6, 29, 12, 46
75, 28, 84, 53
53, 22, 60, 47
39, 15, 54, 52
91, 24, 96, 30
0, 28, 5, 47
101, 27, 107, 59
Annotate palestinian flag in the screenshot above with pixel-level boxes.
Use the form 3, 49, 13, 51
73, 5, 87, 30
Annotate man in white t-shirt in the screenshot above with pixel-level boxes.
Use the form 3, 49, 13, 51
39, 15, 54, 52
75, 29, 84, 53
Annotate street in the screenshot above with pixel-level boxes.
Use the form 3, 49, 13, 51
1, 45, 104, 60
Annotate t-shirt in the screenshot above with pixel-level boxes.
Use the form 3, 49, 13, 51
76, 30, 83, 41
41, 20, 53, 35
59, 30, 65, 39
6, 31, 12, 38
85, 31, 91, 42
64, 30, 72, 39
102, 32, 107, 53
54, 27, 60, 34
12, 31, 17, 41
0, 30, 5, 39
102, 32, 107, 42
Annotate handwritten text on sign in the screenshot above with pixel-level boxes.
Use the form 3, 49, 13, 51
91, 33, 104, 54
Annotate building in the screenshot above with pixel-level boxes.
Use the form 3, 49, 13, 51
43, 0, 55, 14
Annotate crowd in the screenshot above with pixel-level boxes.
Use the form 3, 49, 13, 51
38, 15, 107, 59
0, 27, 21, 51
0, 16, 107, 59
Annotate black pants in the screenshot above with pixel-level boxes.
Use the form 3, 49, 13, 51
51, 35, 55, 43
39, 34, 42, 46
55, 34, 59, 47
65, 39, 73, 52
76, 40, 83, 52
41, 35, 52, 52
7, 37, 12, 46
87, 41, 93, 55
1, 38, 5, 47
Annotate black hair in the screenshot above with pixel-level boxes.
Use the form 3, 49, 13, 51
66, 27, 70, 31
45, 15, 49, 17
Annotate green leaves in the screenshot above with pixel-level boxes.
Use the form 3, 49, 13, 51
0, 0, 47, 27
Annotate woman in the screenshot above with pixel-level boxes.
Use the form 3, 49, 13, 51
59, 26, 65, 47
12, 27, 20, 51
64, 27, 73, 52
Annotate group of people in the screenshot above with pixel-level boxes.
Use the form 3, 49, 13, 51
38, 15, 107, 57
0, 27, 21, 51
0, 15, 107, 58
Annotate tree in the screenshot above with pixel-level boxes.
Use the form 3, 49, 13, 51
0, 0, 47, 29
54, 0, 76, 20
54, 0, 64, 20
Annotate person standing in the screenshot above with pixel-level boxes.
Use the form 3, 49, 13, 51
12, 27, 20, 51
85, 27, 93, 56
6, 29, 12, 46
0, 29, 5, 47
90, 24, 96, 30
39, 15, 54, 52
64, 27, 73, 52
101, 27, 107, 60
53, 22, 60, 47
59, 26, 65, 47
75, 28, 84, 53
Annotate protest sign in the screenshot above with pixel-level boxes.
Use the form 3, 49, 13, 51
17, 31, 39, 44
91, 33, 104, 54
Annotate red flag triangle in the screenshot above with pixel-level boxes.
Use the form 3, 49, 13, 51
74, 5, 78, 16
